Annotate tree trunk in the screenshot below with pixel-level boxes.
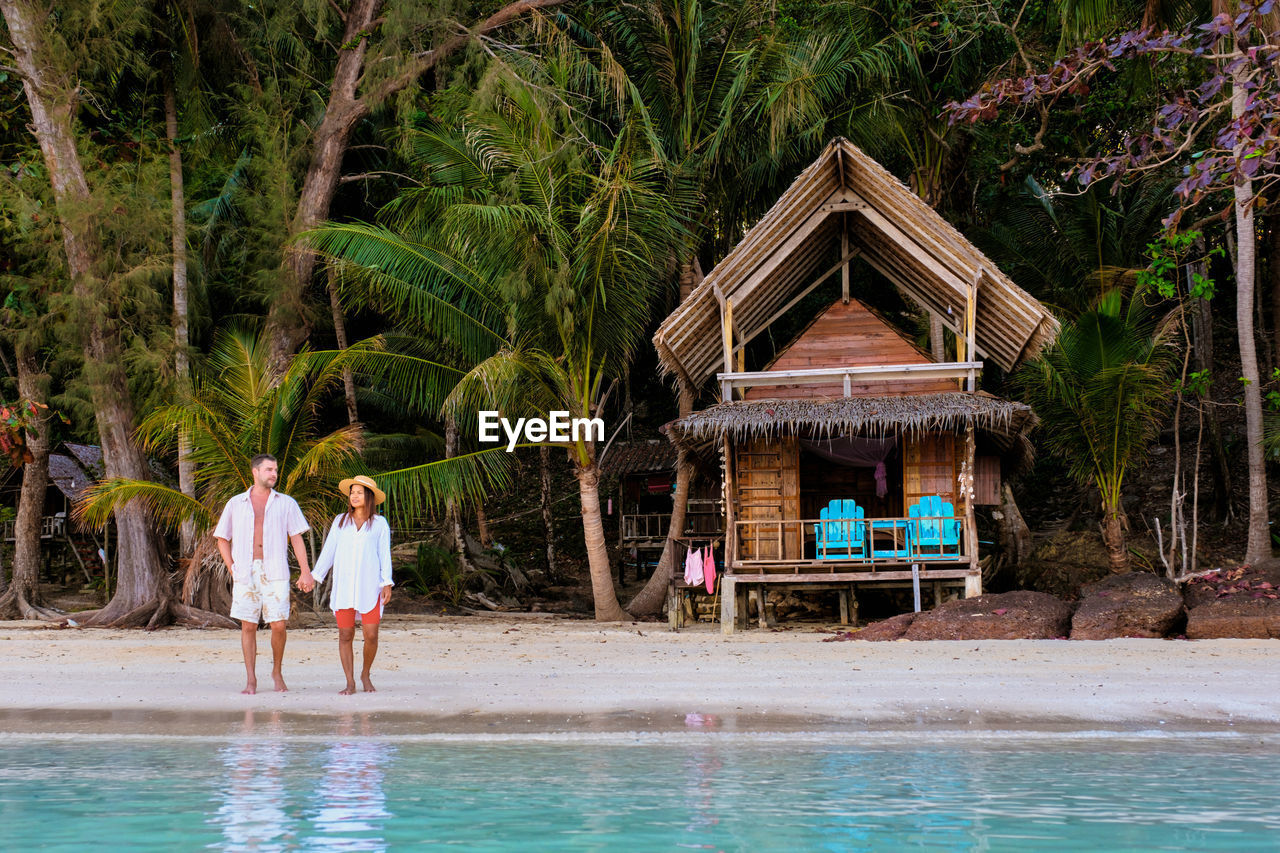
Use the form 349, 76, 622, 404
264, 0, 384, 369
1101, 508, 1129, 572
165, 64, 197, 560
929, 314, 946, 362
475, 502, 492, 548
1272, 220, 1280, 375
540, 444, 558, 580
1190, 287, 1232, 520
262, 0, 571, 368
0, 349, 56, 620
626, 381, 694, 616
327, 267, 360, 425
442, 413, 474, 573
574, 459, 629, 621
997, 483, 1032, 567
2, 0, 171, 625
1233, 70, 1272, 564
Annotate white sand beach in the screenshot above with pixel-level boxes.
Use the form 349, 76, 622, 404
2, 614, 1278, 733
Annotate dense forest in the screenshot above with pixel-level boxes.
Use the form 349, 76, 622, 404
3, 0, 1280, 625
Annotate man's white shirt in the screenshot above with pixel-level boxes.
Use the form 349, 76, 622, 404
213, 489, 310, 582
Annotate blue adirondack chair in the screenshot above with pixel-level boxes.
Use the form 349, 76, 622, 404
907, 495, 963, 560
814, 499, 865, 560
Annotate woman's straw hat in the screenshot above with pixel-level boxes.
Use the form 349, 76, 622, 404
338, 474, 386, 505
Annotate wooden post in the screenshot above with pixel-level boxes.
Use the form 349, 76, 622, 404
721, 296, 734, 402
965, 271, 979, 392
963, 423, 981, 597
841, 216, 851, 303
721, 576, 737, 634
723, 436, 736, 569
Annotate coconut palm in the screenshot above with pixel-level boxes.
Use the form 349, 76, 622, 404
307, 67, 683, 619
1018, 287, 1178, 570
76, 327, 510, 610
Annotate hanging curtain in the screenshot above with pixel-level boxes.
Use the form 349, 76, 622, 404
800, 436, 898, 497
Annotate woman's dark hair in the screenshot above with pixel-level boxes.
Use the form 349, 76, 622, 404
339, 484, 380, 528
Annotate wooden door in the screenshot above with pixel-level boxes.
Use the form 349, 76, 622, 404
903, 432, 958, 512
734, 436, 800, 561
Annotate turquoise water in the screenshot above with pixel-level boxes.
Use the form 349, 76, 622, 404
3, 731, 1279, 851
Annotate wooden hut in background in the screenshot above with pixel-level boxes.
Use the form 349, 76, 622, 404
654, 139, 1058, 632
602, 440, 723, 581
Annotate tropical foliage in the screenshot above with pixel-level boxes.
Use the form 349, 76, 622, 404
3, 0, 1279, 624
1019, 288, 1179, 570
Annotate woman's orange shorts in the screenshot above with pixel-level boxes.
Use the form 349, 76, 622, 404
335, 604, 382, 629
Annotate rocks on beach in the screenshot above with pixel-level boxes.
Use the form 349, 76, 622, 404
1184, 560, 1280, 640
847, 590, 1070, 641
1070, 572, 1185, 640
840, 566, 1280, 642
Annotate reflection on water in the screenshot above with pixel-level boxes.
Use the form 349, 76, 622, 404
212, 710, 294, 852
310, 715, 394, 852
209, 711, 394, 852
4, 732, 1280, 851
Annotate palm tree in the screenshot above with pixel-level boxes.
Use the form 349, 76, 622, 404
564, 0, 896, 613
1018, 287, 1178, 570
75, 327, 512, 620
307, 70, 683, 619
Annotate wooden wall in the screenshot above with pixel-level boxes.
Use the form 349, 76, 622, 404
744, 298, 956, 400
975, 456, 1001, 506
733, 437, 801, 560
903, 432, 959, 512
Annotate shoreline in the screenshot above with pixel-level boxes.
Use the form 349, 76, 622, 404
4, 614, 1279, 736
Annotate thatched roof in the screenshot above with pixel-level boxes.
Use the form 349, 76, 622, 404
654, 138, 1059, 387
600, 440, 678, 476
665, 392, 1037, 470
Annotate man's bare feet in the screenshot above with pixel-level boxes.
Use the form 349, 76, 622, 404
272, 673, 288, 692
339, 684, 357, 695
361, 675, 376, 692
241, 681, 257, 695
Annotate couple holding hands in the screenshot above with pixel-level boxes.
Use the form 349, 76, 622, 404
213, 455, 393, 695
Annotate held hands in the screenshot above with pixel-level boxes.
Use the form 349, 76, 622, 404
296, 571, 316, 593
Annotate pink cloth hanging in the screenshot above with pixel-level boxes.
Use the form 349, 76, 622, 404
683, 545, 703, 586
702, 546, 716, 594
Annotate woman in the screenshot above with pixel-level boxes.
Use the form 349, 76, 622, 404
312, 475, 394, 694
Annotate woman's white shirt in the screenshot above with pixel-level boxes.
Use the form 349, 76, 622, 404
312, 514, 393, 614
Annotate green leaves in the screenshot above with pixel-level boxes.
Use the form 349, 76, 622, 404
1019, 288, 1177, 511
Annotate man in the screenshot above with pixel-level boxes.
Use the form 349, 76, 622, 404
214, 454, 316, 694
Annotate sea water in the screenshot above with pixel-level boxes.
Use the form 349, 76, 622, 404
2, 728, 1278, 851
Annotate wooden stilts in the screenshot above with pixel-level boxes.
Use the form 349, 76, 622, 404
720, 577, 737, 634
911, 563, 921, 612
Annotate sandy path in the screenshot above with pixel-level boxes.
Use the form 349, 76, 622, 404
2, 614, 1277, 733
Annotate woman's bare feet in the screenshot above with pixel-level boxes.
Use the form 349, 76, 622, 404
241, 680, 257, 695
339, 683, 357, 695
361, 674, 376, 692
272, 673, 288, 692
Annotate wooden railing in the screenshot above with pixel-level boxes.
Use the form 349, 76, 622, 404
1, 515, 66, 541
622, 513, 671, 542
716, 361, 982, 399
732, 515, 968, 568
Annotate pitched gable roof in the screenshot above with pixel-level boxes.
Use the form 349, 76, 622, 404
744, 297, 955, 399
654, 138, 1059, 387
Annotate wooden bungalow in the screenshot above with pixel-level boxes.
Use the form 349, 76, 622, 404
602, 440, 723, 581
0, 442, 108, 583
654, 139, 1058, 632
